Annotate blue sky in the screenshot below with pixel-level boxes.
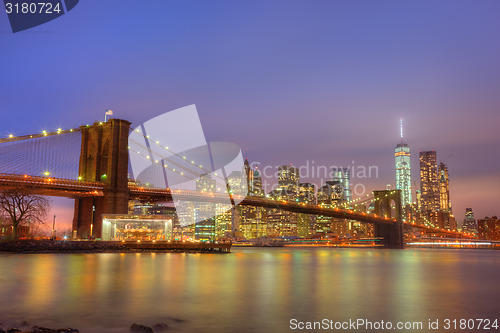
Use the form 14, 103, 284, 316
1, 0, 500, 227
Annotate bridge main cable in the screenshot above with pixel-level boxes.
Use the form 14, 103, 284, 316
0, 127, 81, 144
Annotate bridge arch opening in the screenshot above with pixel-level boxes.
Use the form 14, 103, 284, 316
379, 200, 387, 218
389, 199, 397, 220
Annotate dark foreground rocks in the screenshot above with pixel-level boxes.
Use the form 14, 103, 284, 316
130, 322, 170, 332
152, 322, 168, 331
0, 327, 78, 333
0, 318, 183, 332
130, 323, 154, 333
31, 327, 79, 333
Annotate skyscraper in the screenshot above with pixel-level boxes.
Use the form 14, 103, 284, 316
395, 119, 412, 208
439, 162, 451, 212
278, 165, 299, 195
462, 208, 477, 233
266, 165, 299, 237
194, 173, 217, 241
332, 168, 351, 203
419, 151, 440, 216
239, 162, 266, 239
251, 169, 263, 196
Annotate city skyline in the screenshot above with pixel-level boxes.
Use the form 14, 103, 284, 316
0, 112, 495, 231
1, 0, 499, 226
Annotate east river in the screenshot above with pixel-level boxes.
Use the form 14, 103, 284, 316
1, 248, 499, 332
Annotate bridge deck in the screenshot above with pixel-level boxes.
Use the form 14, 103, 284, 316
0, 174, 473, 239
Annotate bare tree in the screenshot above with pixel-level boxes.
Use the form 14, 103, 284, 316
0, 188, 50, 239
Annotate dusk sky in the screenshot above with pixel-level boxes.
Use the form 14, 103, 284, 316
1, 0, 499, 229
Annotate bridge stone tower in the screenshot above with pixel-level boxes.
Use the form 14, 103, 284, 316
373, 190, 404, 249
73, 119, 131, 238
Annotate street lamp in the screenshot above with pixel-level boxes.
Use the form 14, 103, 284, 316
52, 214, 56, 240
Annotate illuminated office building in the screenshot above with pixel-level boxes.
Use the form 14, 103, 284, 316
298, 183, 316, 204
227, 170, 247, 195
236, 162, 267, 239
462, 208, 477, 233
332, 168, 351, 203
266, 188, 297, 237
264, 165, 299, 237
415, 190, 421, 210
394, 119, 412, 208
244, 158, 252, 188
251, 169, 263, 195
297, 183, 316, 237
419, 151, 440, 219
315, 182, 348, 236
278, 165, 299, 195
439, 162, 452, 212
478, 216, 500, 241
194, 173, 217, 241
325, 180, 345, 204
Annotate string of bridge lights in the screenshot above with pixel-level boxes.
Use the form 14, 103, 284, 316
129, 129, 229, 183
1, 122, 106, 142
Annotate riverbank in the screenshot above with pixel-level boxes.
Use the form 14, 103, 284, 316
0, 240, 231, 253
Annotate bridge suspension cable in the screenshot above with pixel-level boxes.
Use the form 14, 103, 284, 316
0, 130, 82, 180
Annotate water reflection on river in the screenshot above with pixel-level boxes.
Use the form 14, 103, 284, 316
0, 248, 499, 332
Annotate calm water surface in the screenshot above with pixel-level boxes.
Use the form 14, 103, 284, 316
0, 248, 499, 332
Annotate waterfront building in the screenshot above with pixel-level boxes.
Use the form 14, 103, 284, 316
478, 216, 500, 241
101, 214, 173, 241
0, 224, 29, 238
132, 203, 180, 227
